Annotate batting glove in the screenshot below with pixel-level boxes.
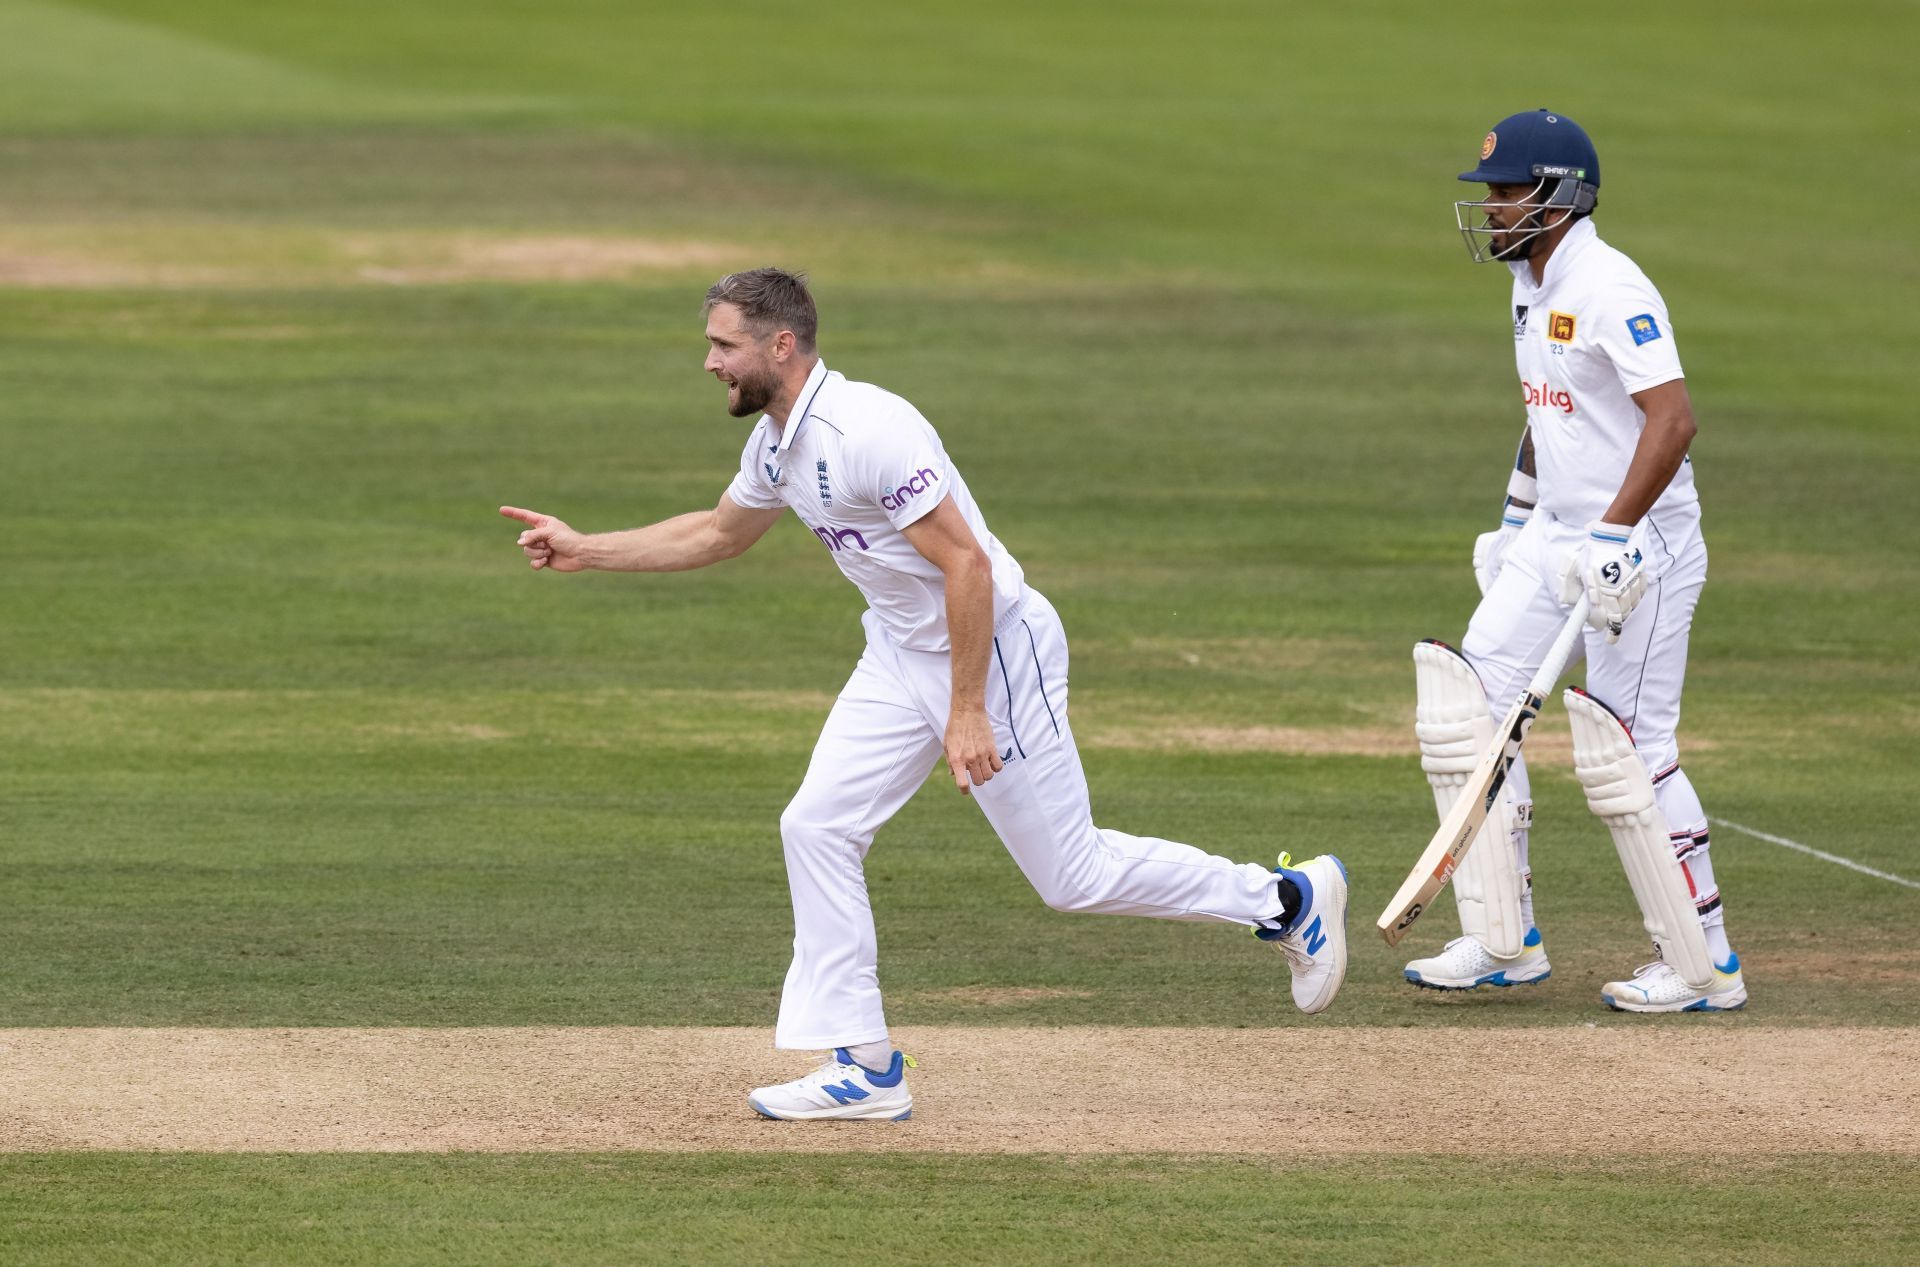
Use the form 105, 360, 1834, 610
1558, 520, 1647, 644
1472, 504, 1532, 596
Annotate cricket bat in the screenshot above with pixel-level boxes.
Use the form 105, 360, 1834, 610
1376, 596, 1591, 947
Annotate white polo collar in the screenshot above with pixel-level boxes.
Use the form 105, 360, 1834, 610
1510, 216, 1597, 298
769, 358, 831, 454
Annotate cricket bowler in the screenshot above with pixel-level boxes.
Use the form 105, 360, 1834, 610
1405, 109, 1746, 1011
500, 268, 1349, 1120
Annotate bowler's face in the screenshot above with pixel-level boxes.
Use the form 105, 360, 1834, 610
703, 303, 779, 418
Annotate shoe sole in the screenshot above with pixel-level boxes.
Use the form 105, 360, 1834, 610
1405, 968, 1551, 991
748, 1096, 913, 1122
1297, 855, 1349, 1015
1602, 992, 1747, 1014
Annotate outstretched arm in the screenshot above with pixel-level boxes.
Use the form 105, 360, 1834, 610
900, 495, 1001, 796
499, 492, 785, 573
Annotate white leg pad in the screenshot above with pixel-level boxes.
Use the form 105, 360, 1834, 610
1414, 641, 1524, 957
1564, 688, 1715, 988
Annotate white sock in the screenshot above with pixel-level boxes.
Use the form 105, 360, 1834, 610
844, 1040, 892, 1071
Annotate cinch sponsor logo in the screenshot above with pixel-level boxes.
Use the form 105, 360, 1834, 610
1521, 379, 1575, 414
880, 467, 940, 512
813, 525, 870, 552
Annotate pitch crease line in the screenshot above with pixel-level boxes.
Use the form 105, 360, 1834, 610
1710, 817, 1920, 890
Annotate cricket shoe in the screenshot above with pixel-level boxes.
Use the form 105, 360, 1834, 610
1404, 928, 1552, 990
1255, 852, 1349, 1015
748, 1049, 916, 1121
1602, 955, 1747, 1013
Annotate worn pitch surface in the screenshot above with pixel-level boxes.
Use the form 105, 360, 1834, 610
4, 1026, 1911, 1154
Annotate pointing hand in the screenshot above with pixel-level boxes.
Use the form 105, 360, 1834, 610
499, 505, 587, 573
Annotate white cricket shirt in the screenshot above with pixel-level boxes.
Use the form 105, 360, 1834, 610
726, 359, 1026, 653
1509, 218, 1697, 525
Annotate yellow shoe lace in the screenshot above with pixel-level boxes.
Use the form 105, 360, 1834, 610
1250, 854, 1296, 940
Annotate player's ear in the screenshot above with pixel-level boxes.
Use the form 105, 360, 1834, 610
772, 329, 796, 363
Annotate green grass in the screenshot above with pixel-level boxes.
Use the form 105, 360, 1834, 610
4, 1152, 1917, 1267
0, 683, 1910, 1027
7, 1, 1920, 1261
2, 280, 1912, 1027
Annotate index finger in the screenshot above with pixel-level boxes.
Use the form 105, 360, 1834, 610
498, 506, 546, 527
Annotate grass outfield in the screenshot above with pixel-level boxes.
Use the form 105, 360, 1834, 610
3, 286, 1911, 1028
4, 1153, 1917, 1267
3, 0, 1918, 1262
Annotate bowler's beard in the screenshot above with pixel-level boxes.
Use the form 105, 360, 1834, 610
728, 363, 779, 418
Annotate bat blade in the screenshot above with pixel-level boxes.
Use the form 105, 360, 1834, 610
1376, 691, 1537, 946
1376, 597, 1590, 948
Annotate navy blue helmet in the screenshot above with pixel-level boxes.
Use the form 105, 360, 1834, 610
1455, 109, 1601, 263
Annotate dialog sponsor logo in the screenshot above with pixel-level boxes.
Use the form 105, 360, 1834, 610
1521, 379, 1575, 414
880, 467, 940, 512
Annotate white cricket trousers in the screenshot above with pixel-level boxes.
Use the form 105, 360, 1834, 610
1464, 505, 1728, 940
774, 588, 1284, 1050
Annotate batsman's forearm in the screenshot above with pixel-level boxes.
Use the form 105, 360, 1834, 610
943, 556, 995, 712
1507, 425, 1538, 511
578, 511, 740, 572
1602, 411, 1696, 527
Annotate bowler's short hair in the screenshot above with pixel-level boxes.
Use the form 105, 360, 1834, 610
703, 268, 818, 353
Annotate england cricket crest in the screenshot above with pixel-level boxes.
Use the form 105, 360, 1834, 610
816, 458, 832, 506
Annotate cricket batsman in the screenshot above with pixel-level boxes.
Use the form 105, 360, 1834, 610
500, 268, 1349, 1121
1403, 110, 1746, 1011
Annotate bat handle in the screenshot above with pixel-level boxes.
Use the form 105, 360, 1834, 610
1525, 596, 1591, 699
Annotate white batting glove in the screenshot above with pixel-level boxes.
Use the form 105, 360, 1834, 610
1557, 520, 1647, 643
1472, 505, 1530, 595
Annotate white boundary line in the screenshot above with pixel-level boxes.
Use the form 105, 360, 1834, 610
1711, 817, 1920, 891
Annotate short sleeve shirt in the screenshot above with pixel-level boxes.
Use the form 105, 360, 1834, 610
1509, 219, 1697, 525
727, 360, 1026, 652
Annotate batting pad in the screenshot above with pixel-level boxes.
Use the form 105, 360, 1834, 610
1564, 687, 1715, 988
1414, 641, 1524, 957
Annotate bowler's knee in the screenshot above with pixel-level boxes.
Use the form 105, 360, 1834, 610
1028, 853, 1104, 914
1036, 885, 1095, 914
779, 798, 839, 854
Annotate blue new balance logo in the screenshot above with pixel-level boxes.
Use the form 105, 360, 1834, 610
822, 1080, 870, 1106
1302, 915, 1326, 956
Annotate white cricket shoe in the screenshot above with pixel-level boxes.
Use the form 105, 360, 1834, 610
1602, 954, 1747, 1013
1404, 928, 1552, 990
748, 1049, 916, 1121
1255, 853, 1349, 1015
